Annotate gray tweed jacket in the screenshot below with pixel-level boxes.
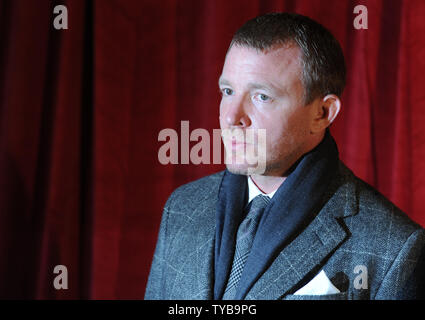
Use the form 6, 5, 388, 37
145, 162, 425, 300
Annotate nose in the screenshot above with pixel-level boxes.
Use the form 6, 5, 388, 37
223, 96, 251, 128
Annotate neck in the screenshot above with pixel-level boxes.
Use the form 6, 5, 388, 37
250, 174, 286, 194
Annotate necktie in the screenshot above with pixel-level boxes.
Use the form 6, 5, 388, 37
222, 194, 270, 300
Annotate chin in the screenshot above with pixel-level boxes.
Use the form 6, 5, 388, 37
225, 163, 267, 175
225, 164, 250, 176
223, 145, 267, 175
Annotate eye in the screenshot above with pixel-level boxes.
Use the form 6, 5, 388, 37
254, 93, 271, 102
221, 88, 233, 96
259, 94, 270, 101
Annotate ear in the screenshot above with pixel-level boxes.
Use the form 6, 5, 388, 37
310, 94, 341, 134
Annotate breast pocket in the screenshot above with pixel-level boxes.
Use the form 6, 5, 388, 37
283, 292, 349, 300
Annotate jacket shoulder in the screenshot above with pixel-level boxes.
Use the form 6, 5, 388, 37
165, 171, 225, 210
338, 162, 424, 247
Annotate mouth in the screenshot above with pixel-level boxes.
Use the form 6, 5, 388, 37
221, 129, 258, 149
231, 138, 248, 148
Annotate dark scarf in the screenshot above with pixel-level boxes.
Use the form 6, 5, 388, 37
213, 130, 340, 300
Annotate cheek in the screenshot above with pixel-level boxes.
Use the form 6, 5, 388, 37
265, 112, 307, 148
219, 101, 226, 128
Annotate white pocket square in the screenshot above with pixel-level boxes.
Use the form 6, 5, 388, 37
294, 270, 340, 295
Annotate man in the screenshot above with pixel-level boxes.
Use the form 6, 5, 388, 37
145, 13, 425, 300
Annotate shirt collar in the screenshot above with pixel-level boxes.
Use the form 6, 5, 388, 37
247, 176, 278, 203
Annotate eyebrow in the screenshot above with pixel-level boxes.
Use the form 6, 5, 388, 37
218, 77, 231, 87
218, 78, 285, 96
219, 78, 273, 89
246, 82, 275, 92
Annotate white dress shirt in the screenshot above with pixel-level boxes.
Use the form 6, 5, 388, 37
247, 176, 278, 203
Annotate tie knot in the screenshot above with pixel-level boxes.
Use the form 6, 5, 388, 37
251, 194, 270, 206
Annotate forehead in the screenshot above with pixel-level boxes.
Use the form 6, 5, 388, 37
220, 44, 303, 87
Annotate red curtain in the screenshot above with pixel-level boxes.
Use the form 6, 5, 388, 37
1, 0, 424, 299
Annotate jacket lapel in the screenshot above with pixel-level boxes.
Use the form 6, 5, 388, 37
214, 171, 248, 299
246, 165, 358, 300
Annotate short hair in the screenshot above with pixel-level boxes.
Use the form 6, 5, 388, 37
230, 12, 346, 105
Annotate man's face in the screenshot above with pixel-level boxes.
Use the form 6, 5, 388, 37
219, 44, 316, 176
